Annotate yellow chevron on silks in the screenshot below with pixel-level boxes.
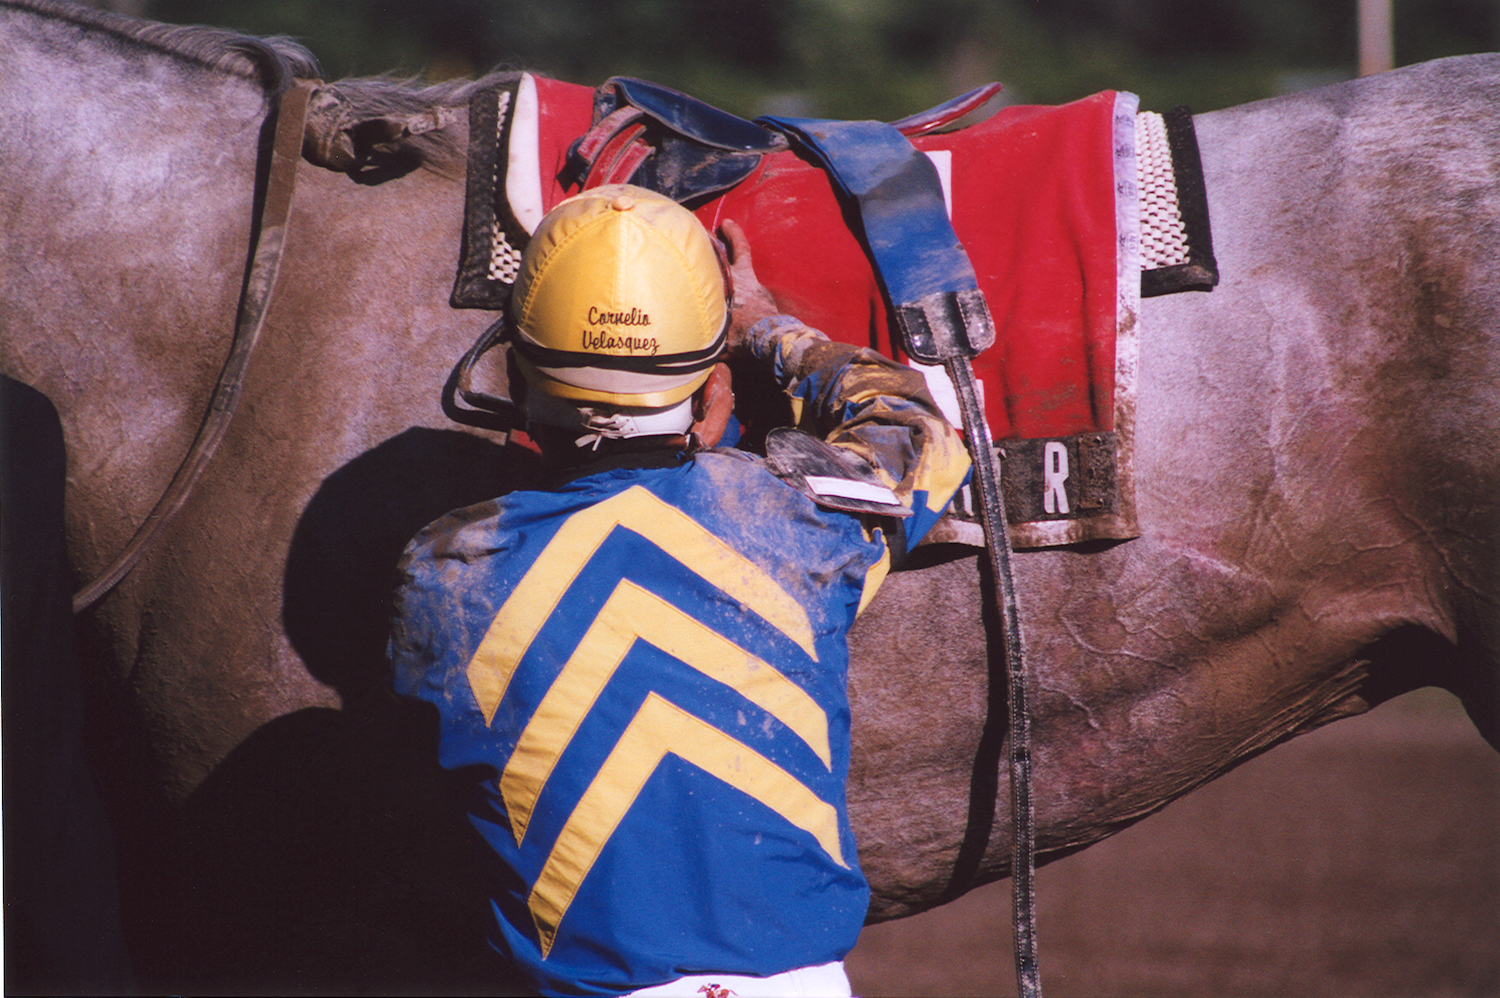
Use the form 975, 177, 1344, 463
501, 578, 832, 844
528, 693, 848, 957
466, 486, 819, 724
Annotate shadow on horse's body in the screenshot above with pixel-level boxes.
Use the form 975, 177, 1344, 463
1, 0, 1496, 990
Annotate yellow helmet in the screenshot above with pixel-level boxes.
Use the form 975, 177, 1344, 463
510, 184, 728, 408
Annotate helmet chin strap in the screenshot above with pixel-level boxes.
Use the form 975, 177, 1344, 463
526, 390, 695, 450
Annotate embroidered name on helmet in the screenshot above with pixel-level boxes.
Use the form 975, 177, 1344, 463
584, 307, 657, 353
588, 306, 652, 326
582, 329, 660, 354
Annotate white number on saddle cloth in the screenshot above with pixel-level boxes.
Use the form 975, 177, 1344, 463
906, 148, 994, 492
923, 149, 953, 218
1043, 440, 1071, 514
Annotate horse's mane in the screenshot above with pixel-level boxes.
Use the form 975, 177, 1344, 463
320, 71, 525, 121
281, 69, 525, 177
4, 0, 322, 91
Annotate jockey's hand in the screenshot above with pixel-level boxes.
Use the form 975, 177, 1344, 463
720, 219, 779, 352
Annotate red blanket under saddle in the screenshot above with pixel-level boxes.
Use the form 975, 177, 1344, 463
528, 77, 1128, 439
524, 77, 1140, 546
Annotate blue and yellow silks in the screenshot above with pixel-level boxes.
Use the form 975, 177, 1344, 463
389, 318, 969, 996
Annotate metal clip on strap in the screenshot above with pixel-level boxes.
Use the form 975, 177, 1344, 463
897, 288, 996, 363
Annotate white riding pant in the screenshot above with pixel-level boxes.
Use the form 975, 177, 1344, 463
624, 960, 852, 997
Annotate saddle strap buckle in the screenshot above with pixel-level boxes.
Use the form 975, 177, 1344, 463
564, 106, 647, 188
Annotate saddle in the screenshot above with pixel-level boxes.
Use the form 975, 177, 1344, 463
558, 76, 1006, 201
562, 77, 785, 200
449, 74, 1219, 548
450, 75, 1009, 306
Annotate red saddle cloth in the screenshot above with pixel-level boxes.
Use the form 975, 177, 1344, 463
525, 77, 1140, 546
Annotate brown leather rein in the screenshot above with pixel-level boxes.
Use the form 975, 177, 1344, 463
72, 82, 313, 613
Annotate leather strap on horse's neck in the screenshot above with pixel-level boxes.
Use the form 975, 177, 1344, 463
73, 82, 313, 613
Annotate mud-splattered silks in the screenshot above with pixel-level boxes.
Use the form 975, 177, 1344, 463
389, 319, 969, 997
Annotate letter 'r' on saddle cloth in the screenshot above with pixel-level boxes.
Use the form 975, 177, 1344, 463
453, 75, 1218, 549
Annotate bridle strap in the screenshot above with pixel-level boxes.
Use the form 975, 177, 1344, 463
73, 82, 313, 613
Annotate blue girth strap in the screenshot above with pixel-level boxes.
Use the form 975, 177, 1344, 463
754, 116, 995, 363
758, 115, 1042, 998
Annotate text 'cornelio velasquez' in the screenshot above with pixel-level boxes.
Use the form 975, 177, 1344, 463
584, 306, 659, 354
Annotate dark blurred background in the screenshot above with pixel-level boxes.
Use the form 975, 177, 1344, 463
86, 0, 1498, 117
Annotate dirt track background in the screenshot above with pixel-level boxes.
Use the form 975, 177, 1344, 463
845, 688, 1500, 997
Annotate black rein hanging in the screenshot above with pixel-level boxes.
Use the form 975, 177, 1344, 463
73, 81, 314, 613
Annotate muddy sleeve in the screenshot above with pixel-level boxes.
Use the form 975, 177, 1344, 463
743, 315, 971, 543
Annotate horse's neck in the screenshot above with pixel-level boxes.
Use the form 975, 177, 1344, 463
1, 4, 277, 569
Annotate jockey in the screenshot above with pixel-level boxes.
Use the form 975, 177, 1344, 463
388, 185, 969, 997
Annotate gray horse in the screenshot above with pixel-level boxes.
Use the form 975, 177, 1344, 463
2, 0, 1496, 990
